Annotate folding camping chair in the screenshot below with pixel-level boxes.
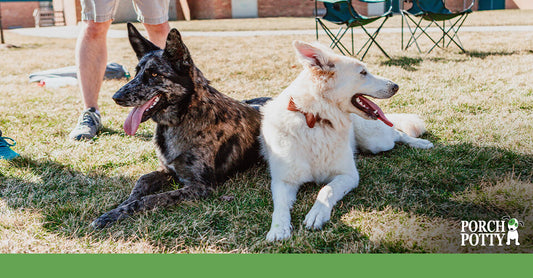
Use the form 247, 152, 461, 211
315, 0, 393, 60
400, 0, 474, 53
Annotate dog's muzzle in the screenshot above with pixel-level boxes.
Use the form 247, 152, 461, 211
112, 90, 129, 106
390, 83, 399, 94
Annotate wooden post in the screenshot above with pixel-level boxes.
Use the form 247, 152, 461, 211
0, 2, 4, 44
179, 0, 191, 21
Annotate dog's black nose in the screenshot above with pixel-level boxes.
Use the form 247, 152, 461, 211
391, 83, 399, 94
112, 91, 128, 105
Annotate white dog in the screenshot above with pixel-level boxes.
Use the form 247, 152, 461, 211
260, 41, 433, 241
506, 218, 521, 246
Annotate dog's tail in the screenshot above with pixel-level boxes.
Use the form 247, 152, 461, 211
386, 113, 428, 138
243, 97, 272, 111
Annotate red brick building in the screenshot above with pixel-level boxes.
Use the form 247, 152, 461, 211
1, 0, 532, 28
0, 1, 42, 28
175, 0, 317, 20
180, 0, 533, 19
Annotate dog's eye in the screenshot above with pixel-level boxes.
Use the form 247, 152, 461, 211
151, 73, 158, 77
360, 70, 367, 76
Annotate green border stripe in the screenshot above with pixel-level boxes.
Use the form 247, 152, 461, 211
1, 254, 531, 277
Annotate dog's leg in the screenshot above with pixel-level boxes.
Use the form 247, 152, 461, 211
134, 182, 213, 210
91, 170, 174, 229
91, 182, 212, 229
394, 130, 434, 149
118, 170, 175, 207
266, 181, 299, 241
304, 173, 359, 230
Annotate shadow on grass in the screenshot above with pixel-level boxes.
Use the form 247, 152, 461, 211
99, 126, 153, 141
0, 157, 136, 232
337, 142, 533, 253
382, 56, 423, 71
385, 49, 531, 69
465, 50, 518, 59
1, 142, 532, 253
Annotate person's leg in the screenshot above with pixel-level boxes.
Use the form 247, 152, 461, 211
76, 20, 112, 111
143, 22, 170, 49
69, 20, 111, 140
134, 0, 170, 48
70, 0, 117, 140
70, 0, 118, 140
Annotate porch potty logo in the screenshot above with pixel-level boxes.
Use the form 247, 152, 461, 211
461, 216, 524, 247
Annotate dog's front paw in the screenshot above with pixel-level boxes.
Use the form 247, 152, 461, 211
266, 224, 291, 241
409, 139, 434, 149
90, 200, 141, 229
90, 211, 120, 229
304, 202, 331, 230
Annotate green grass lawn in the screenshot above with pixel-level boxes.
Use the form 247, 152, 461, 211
1, 11, 532, 253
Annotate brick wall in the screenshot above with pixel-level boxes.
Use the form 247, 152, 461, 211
0, 2, 40, 28
258, 0, 315, 17
189, 0, 232, 19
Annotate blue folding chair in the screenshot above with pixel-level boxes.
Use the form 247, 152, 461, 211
315, 0, 393, 60
400, 0, 474, 53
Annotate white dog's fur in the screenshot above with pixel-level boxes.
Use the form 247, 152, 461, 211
260, 41, 433, 241
352, 113, 433, 154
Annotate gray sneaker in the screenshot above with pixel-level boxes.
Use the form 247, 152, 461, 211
69, 108, 103, 140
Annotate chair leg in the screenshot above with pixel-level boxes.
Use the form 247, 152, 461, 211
444, 20, 462, 49
402, 10, 471, 54
405, 14, 448, 54
442, 20, 445, 48
444, 15, 468, 52
351, 27, 354, 56
317, 18, 352, 56
331, 27, 352, 55
316, 16, 391, 60
405, 14, 440, 52
412, 20, 441, 51
403, 14, 426, 53
431, 14, 469, 53
401, 11, 404, 50
358, 18, 391, 60
315, 17, 319, 41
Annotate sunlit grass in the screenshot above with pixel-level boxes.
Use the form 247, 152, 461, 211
0, 13, 532, 253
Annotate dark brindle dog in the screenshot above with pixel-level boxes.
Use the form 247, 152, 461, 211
91, 23, 268, 228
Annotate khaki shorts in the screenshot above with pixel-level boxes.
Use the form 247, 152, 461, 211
81, 0, 170, 24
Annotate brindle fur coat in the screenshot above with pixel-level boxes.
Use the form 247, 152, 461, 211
91, 23, 266, 228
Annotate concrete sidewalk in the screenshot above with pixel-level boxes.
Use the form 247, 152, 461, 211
8, 24, 533, 39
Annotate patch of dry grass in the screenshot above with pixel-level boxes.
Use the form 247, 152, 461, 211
0, 201, 158, 253
1, 13, 532, 253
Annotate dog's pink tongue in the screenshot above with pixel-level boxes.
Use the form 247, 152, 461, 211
123, 96, 157, 136
357, 96, 394, 127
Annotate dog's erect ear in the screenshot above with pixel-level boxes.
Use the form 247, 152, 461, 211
163, 28, 193, 67
127, 23, 160, 60
293, 41, 332, 71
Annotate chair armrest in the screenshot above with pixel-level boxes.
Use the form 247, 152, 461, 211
316, 0, 360, 19
360, 0, 390, 3
317, 0, 389, 3
360, 0, 393, 16
465, 0, 475, 10
317, 0, 349, 3
442, 0, 475, 10
317, 0, 392, 19
414, 0, 474, 13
